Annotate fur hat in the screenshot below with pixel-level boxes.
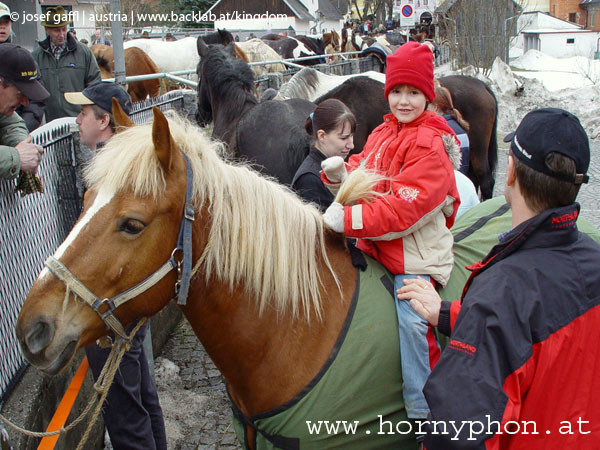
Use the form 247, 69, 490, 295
384, 41, 435, 102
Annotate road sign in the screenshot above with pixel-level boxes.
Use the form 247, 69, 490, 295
400, 3, 415, 27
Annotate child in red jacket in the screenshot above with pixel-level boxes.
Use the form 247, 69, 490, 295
321, 42, 461, 425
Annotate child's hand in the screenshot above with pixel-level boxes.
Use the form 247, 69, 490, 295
323, 202, 345, 233
321, 156, 347, 183
397, 278, 441, 326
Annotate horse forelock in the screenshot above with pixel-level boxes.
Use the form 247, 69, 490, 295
86, 113, 335, 321
200, 45, 256, 103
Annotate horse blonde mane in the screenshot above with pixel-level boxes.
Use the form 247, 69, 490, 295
335, 164, 386, 206
84, 112, 338, 321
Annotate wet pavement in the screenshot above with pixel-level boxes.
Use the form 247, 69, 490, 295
156, 141, 600, 449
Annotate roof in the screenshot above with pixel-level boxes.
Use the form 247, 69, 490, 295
435, 0, 458, 14
284, 0, 314, 21
315, 0, 348, 20
436, 0, 522, 14
39, 0, 108, 4
522, 28, 597, 33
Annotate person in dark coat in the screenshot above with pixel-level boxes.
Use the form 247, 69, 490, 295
0, 2, 46, 131
291, 99, 356, 212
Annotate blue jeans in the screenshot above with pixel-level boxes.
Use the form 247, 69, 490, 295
394, 274, 438, 419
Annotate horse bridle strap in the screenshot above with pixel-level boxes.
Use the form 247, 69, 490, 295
43, 152, 195, 340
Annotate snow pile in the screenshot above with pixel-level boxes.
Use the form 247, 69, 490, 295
440, 49, 600, 139
510, 49, 600, 92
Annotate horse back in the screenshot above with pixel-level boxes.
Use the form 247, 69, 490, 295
231, 257, 414, 448
235, 98, 315, 185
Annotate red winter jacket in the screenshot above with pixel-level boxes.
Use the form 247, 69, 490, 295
323, 110, 460, 285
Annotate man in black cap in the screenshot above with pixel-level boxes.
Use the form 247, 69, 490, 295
397, 108, 600, 448
0, 1, 46, 132
65, 81, 167, 450
0, 43, 49, 180
65, 81, 133, 151
33, 5, 100, 121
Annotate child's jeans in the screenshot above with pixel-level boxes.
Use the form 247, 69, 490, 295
394, 274, 440, 419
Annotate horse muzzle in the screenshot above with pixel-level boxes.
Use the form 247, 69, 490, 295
16, 313, 80, 375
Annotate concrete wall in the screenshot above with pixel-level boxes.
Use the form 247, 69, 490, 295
536, 31, 599, 57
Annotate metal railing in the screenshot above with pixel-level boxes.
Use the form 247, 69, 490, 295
0, 91, 185, 404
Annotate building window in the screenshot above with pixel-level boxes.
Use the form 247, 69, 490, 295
569, 12, 577, 23
566, 38, 575, 44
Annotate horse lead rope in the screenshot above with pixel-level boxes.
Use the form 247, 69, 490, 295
0, 319, 146, 448
1, 152, 196, 445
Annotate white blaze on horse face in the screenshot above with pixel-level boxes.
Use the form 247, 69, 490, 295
39, 187, 115, 280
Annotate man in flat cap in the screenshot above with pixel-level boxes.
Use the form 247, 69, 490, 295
0, 44, 49, 180
32, 5, 100, 121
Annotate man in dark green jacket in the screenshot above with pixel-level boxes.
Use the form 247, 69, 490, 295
32, 6, 100, 121
0, 44, 49, 180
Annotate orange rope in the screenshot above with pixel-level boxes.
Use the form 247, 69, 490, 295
37, 357, 89, 450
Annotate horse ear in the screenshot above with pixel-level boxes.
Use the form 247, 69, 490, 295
151, 106, 175, 173
197, 37, 208, 57
112, 97, 135, 131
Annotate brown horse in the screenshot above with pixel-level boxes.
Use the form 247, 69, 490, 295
91, 44, 162, 102
16, 106, 417, 448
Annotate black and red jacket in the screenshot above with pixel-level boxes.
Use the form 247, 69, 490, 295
424, 203, 600, 449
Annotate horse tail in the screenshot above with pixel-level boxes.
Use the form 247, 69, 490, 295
484, 82, 499, 176
335, 166, 385, 206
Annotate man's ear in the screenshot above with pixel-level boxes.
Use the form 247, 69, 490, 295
99, 112, 111, 131
506, 154, 516, 187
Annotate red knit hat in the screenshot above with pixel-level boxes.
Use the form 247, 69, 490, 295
385, 41, 435, 102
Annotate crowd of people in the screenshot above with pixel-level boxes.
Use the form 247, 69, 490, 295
2, 0, 600, 448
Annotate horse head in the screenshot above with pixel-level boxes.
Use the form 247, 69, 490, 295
16, 106, 192, 375
195, 37, 213, 127
195, 38, 257, 141
217, 28, 234, 46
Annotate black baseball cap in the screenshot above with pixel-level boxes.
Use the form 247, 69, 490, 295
0, 44, 50, 102
503, 108, 590, 185
64, 81, 132, 115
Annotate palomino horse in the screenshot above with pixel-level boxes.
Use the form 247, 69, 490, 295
16, 105, 416, 448
196, 39, 315, 185
234, 39, 286, 76
91, 44, 162, 102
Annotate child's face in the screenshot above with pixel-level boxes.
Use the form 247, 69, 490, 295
388, 85, 427, 124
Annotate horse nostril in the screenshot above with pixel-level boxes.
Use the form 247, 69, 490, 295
25, 319, 54, 355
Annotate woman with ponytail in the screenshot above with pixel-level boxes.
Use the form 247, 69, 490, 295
292, 98, 356, 211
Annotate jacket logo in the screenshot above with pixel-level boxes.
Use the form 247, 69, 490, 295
448, 339, 477, 356
551, 210, 578, 225
398, 186, 419, 203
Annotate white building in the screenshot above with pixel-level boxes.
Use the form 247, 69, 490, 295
514, 11, 599, 58
210, 0, 348, 35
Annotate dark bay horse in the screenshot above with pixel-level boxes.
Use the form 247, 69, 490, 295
16, 106, 417, 448
438, 75, 498, 199
196, 39, 315, 185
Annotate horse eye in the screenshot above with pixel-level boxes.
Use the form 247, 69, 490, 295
118, 218, 145, 235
